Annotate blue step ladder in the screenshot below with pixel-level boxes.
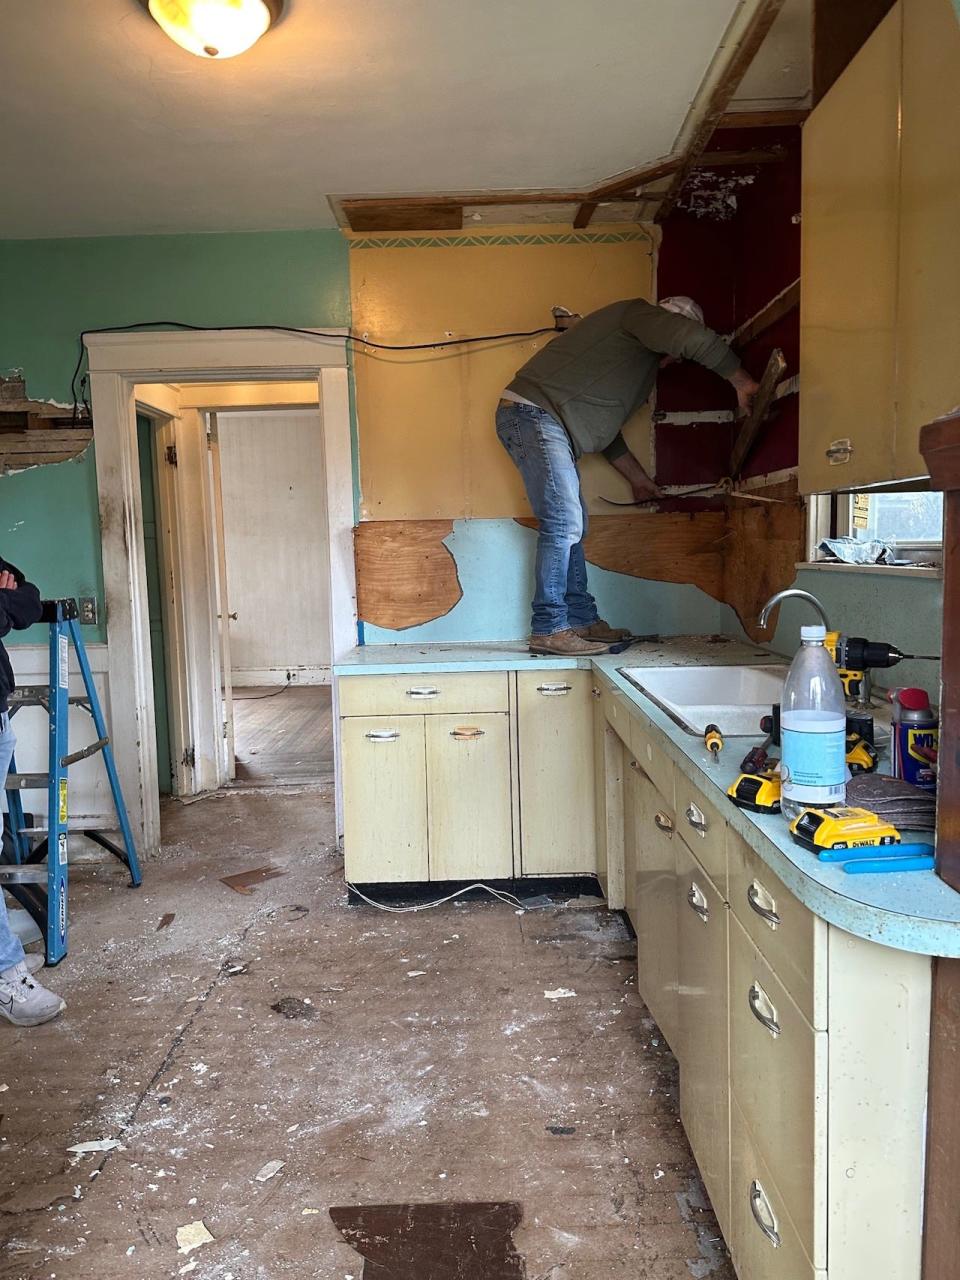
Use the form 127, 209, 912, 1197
1, 599, 142, 964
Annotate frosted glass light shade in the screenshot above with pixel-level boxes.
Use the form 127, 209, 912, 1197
147, 0, 280, 59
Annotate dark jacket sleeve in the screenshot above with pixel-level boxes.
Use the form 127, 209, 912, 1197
601, 432, 629, 463
0, 557, 43, 637
624, 304, 740, 378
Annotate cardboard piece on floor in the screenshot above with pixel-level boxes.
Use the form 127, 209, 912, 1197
220, 865, 286, 895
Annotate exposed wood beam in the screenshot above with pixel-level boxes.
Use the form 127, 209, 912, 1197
572, 203, 599, 230
717, 108, 810, 128
729, 347, 787, 478
812, 0, 897, 105
656, 0, 788, 222
733, 278, 801, 347
342, 201, 463, 232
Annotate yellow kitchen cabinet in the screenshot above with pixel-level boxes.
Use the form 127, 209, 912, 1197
676, 840, 730, 1237
517, 671, 597, 875
729, 916, 827, 1269
425, 713, 513, 881
623, 758, 642, 930
729, 1098, 825, 1280
632, 759, 679, 1052
799, 4, 902, 493
895, 0, 960, 477
593, 686, 626, 909
340, 715, 429, 883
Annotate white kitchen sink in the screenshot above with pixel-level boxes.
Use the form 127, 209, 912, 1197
618, 664, 788, 736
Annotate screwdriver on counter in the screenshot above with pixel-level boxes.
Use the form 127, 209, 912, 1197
704, 723, 723, 766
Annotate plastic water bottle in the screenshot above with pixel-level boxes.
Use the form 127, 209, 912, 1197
780, 624, 848, 822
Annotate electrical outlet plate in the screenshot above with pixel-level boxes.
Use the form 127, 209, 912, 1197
78, 597, 98, 626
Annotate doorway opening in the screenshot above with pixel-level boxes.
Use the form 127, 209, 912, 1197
88, 329, 355, 856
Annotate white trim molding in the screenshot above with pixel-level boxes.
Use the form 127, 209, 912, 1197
87, 329, 356, 857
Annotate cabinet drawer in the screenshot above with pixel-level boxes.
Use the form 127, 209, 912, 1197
602, 686, 632, 747
730, 918, 827, 1268
728, 829, 827, 1029
675, 773, 727, 893
628, 717, 675, 809
730, 1098, 824, 1280
339, 672, 509, 718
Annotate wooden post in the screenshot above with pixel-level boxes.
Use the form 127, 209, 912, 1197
919, 411, 960, 1280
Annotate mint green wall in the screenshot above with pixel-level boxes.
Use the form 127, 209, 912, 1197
0, 231, 349, 643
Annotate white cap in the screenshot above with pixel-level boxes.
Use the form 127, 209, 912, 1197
801, 624, 826, 641
659, 295, 705, 325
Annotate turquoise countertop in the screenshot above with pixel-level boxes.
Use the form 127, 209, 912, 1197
336, 638, 960, 958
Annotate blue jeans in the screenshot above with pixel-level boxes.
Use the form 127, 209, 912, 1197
496, 401, 600, 636
0, 713, 25, 971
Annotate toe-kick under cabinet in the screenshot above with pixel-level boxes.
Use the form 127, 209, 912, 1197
593, 671, 931, 1280
338, 669, 596, 883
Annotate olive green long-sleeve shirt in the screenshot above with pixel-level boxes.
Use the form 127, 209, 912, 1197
507, 298, 739, 460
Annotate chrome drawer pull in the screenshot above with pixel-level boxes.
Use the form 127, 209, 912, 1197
685, 802, 708, 835
450, 727, 485, 741
654, 811, 675, 834
747, 881, 780, 929
537, 682, 573, 695
750, 1181, 781, 1248
365, 730, 400, 742
748, 981, 781, 1038
406, 686, 439, 699
686, 882, 709, 922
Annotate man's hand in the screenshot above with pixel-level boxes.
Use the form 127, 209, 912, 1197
0, 570, 17, 591
630, 475, 663, 504
729, 366, 761, 415
609, 450, 663, 502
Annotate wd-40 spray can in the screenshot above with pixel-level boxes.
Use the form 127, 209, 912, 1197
891, 688, 938, 794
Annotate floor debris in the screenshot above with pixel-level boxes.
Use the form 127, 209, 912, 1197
270, 996, 316, 1019
254, 1159, 286, 1182
176, 1220, 215, 1255
543, 988, 576, 1000
220, 864, 287, 894
157, 912, 176, 930
66, 1138, 122, 1154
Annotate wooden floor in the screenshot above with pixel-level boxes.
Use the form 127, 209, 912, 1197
231, 683, 334, 786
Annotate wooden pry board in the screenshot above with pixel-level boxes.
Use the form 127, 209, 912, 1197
729, 347, 787, 479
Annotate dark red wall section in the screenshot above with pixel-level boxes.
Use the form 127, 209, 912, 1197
655, 125, 802, 483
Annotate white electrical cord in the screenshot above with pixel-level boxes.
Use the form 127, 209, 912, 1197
345, 881, 543, 914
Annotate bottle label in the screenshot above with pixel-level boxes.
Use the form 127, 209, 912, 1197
781, 714, 847, 805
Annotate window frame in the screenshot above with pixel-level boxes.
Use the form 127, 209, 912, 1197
807, 490, 944, 567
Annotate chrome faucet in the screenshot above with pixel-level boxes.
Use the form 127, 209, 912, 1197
758, 588, 831, 632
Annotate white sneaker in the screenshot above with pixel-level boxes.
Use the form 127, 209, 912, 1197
23, 953, 44, 975
0, 961, 66, 1026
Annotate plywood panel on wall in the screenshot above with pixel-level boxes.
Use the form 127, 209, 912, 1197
355, 520, 462, 630
349, 227, 655, 522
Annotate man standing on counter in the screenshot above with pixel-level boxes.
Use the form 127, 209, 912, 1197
497, 295, 759, 657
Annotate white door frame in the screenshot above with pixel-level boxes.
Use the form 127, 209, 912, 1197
88, 329, 356, 857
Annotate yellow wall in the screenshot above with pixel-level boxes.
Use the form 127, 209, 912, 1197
349, 226, 656, 520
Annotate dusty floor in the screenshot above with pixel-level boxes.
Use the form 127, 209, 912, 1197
0, 788, 732, 1280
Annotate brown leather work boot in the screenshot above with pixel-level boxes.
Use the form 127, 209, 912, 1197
528, 629, 610, 656
575, 620, 631, 642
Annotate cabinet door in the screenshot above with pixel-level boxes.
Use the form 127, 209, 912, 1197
341, 716, 428, 883
518, 671, 597, 874
895, 0, 960, 477
799, 5, 902, 492
426, 714, 513, 880
676, 841, 730, 1237
634, 766, 679, 1052
623, 760, 643, 930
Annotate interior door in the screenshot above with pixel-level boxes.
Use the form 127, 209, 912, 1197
207, 414, 236, 780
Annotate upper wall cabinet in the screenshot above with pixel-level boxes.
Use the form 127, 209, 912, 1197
800, 0, 960, 493
895, 0, 960, 478
799, 5, 902, 494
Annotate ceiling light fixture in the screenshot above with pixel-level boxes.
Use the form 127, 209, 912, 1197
143, 0, 283, 60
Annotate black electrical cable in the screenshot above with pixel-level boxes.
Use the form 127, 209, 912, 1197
69, 319, 557, 421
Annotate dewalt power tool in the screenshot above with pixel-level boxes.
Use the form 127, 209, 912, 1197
823, 632, 937, 701
728, 768, 781, 814
789, 806, 900, 854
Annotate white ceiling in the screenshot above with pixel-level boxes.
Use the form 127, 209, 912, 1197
0, 0, 810, 239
